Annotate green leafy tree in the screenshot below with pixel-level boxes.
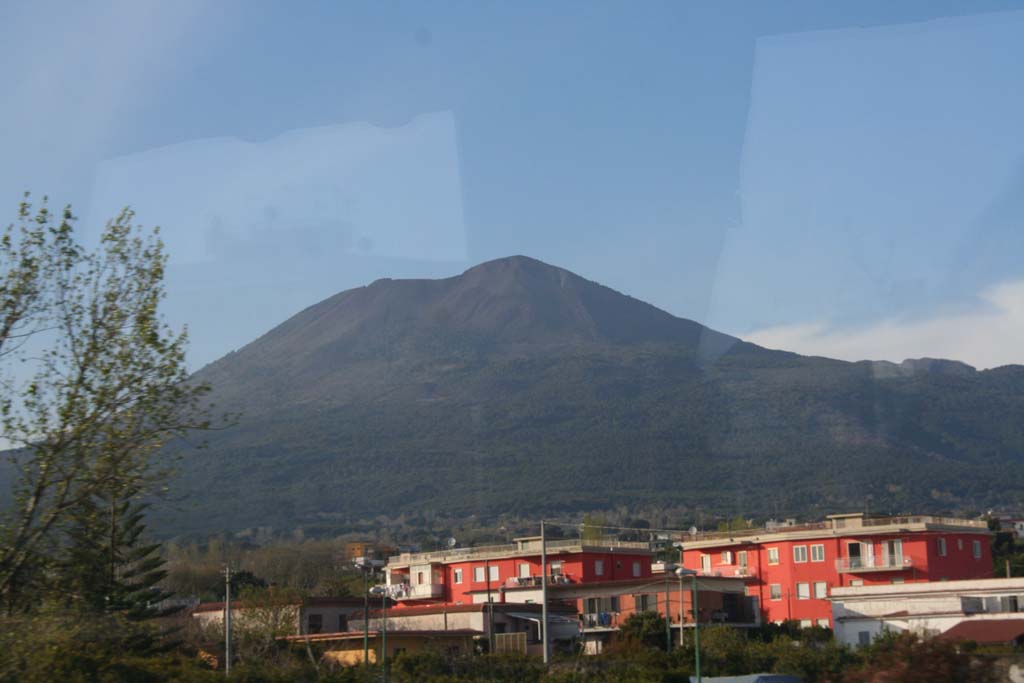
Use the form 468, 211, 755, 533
0, 195, 213, 609
617, 611, 670, 651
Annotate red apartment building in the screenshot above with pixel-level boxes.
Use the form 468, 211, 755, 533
383, 535, 754, 652
384, 536, 658, 606
679, 512, 993, 628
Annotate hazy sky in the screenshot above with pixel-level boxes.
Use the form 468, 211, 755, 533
2, 0, 1023, 369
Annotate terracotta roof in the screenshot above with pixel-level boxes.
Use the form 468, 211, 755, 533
281, 629, 482, 643
386, 601, 576, 617
939, 618, 1024, 643
192, 596, 364, 614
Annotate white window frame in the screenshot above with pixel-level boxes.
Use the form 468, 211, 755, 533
488, 565, 499, 581
473, 566, 485, 582
799, 619, 813, 628
595, 559, 605, 576
769, 584, 782, 601
632, 561, 641, 577
810, 544, 825, 562
796, 582, 810, 600
767, 548, 780, 565
814, 581, 827, 599
816, 618, 830, 628
973, 540, 982, 559
738, 550, 748, 568
453, 569, 463, 584
793, 545, 808, 563
937, 537, 947, 557
721, 551, 733, 565
700, 554, 711, 572
519, 563, 530, 578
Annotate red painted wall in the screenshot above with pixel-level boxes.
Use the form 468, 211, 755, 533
437, 551, 652, 605
681, 531, 992, 626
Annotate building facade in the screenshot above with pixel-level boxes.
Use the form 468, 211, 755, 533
679, 513, 993, 628
382, 535, 755, 652
829, 577, 1024, 647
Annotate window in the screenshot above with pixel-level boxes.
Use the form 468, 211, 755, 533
595, 559, 605, 576
769, 584, 782, 601
721, 551, 733, 564
793, 545, 808, 563
488, 565, 499, 581
958, 539, 964, 550
810, 544, 825, 562
817, 618, 830, 628
767, 548, 780, 565
550, 561, 563, 577
738, 550, 748, 568
799, 619, 812, 628
796, 582, 810, 600
519, 563, 530, 578
858, 631, 871, 646
635, 594, 656, 612
937, 537, 947, 557
453, 569, 463, 584
416, 571, 425, 585
850, 579, 863, 587
586, 597, 620, 613
700, 554, 711, 572
973, 540, 982, 559
633, 561, 641, 577
338, 615, 348, 632
307, 613, 322, 634
814, 582, 828, 599
473, 566, 485, 582
891, 577, 904, 585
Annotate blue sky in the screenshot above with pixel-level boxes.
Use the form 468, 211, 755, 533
1, 0, 1023, 369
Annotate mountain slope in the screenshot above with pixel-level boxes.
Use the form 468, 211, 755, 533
163, 256, 1024, 534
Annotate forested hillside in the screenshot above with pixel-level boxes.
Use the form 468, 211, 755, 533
159, 256, 1024, 535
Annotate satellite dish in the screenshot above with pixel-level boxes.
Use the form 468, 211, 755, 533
689, 526, 698, 537
447, 537, 457, 548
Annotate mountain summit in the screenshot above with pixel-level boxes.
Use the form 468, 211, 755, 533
169, 257, 1024, 535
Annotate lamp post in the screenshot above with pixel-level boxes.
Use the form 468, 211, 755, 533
675, 567, 700, 683
370, 585, 389, 683
354, 557, 384, 666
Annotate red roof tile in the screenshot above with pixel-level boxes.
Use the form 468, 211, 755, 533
940, 618, 1024, 643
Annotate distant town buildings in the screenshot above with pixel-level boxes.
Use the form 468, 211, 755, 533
196, 511, 1009, 663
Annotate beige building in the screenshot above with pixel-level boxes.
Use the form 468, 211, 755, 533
192, 596, 365, 635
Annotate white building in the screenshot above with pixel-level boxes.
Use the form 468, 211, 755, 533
829, 577, 1024, 647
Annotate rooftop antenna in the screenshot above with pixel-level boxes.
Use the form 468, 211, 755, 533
447, 537, 457, 549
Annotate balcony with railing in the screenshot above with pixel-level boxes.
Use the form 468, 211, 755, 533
697, 566, 757, 579
388, 582, 445, 600
504, 574, 575, 588
835, 556, 914, 573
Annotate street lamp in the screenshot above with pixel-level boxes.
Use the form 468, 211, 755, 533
370, 585, 389, 683
354, 557, 384, 666
675, 567, 701, 683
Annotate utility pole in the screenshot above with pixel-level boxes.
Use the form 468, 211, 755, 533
485, 559, 495, 653
541, 520, 549, 664
223, 565, 232, 677
362, 567, 370, 664
664, 582, 672, 652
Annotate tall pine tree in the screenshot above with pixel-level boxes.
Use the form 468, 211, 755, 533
58, 488, 177, 621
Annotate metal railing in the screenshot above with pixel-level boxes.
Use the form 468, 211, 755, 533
861, 515, 987, 529
388, 538, 652, 565
835, 556, 914, 572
